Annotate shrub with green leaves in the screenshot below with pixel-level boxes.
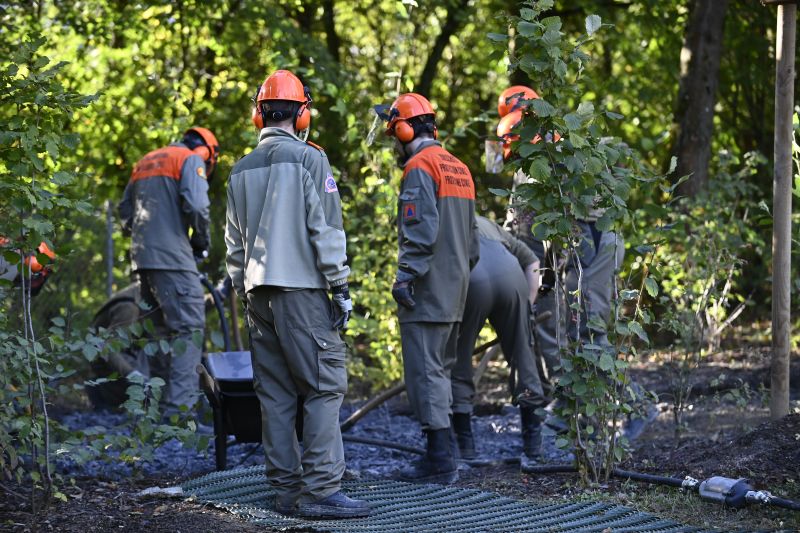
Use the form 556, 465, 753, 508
0, 38, 205, 513
491, 0, 670, 484
652, 151, 765, 433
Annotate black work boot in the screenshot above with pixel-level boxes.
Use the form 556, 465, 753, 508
296, 490, 371, 519
452, 412, 476, 459
520, 407, 543, 460
397, 428, 459, 484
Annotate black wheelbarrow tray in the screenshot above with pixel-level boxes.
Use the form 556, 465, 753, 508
198, 351, 261, 471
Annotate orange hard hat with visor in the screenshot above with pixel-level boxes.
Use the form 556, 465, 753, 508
375, 93, 437, 143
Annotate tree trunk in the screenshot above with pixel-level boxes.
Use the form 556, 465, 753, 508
321, 0, 341, 63
670, 0, 729, 197
770, 2, 795, 420
417, 0, 471, 98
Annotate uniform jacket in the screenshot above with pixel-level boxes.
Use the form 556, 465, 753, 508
504, 169, 544, 258
119, 143, 210, 273
471, 216, 537, 294
476, 215, 537, 269
225, 128, 349, 296
396, 140, 479, 323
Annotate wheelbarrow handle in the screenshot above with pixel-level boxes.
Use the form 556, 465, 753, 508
196, 364, 222, 408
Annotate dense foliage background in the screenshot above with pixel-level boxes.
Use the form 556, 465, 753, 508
1, 0, 797, 391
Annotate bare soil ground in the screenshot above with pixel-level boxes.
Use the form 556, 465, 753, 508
3, 346, 799, 532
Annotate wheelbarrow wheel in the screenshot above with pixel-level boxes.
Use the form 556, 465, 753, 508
214, 405, 227, 471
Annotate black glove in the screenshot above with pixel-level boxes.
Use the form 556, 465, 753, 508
331, 283, 353, 330
392, 279, 416, 309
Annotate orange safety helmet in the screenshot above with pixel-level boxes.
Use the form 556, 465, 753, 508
185, 127, 219, 174
497, 85, 539, 117
376, 93, 437, 143
496, 110, 561, 160
251, 70, 312, 131
25, 242, 56, 273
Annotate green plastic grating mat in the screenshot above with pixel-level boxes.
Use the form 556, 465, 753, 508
182, 465, 716, 533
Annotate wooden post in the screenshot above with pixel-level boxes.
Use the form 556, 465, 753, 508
105, 200, 114, 298
770, 1, 795, 420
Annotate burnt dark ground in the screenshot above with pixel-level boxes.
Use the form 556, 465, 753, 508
2, 348, 800, 532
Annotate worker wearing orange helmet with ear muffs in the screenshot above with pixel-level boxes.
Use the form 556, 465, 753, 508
375, 93, 480, 484
493, 87, 631, 437
118, 126, 217, 413
493, 86, 565, 396
0, 239, 56, 296
226, 69, 368, 519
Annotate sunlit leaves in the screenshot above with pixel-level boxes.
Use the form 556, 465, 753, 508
585, 15, 602, 36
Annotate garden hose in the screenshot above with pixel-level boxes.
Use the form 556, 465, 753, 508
344, 434, 800, 513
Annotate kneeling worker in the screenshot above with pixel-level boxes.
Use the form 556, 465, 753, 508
451, 215, 547, 462
225, 69, 368, 518
376, 93, 479, 484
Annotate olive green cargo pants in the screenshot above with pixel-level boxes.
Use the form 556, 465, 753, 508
138, 269, 205, 410
400, 322, 459, 431
246, 286, 347, 503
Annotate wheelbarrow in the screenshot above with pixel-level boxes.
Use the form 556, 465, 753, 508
197, 351, 263, 471
197, 350, 304, 471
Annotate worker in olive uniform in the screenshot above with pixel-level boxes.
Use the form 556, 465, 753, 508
451, 215, 547, 461
87, 282, 148, 408
496, 88, 565, 391
497, 94, 641, 435
225, 70, 369, 519
119, 127, 218, 411
376, 93, 480, 484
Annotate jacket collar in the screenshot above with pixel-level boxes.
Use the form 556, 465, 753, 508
402, 139, 441, 168
258, 127, 302, 145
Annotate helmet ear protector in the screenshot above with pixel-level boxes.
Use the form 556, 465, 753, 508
192, 145, 211, 162
394, 119, 415, 143
252, 85, 313, 132
184, 127, 219, 174
395, 116, 437, 143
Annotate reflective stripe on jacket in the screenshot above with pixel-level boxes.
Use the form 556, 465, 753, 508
397, 140, 479, 323
118, 143, 210, 272
225, 128, 349, 296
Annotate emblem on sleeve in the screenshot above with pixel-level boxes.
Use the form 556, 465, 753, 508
324, 173, 338, 193
404, 203, 417, 221
197, 166, 206, 179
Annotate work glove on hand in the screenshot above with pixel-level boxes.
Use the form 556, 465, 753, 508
392, 279, 416, 309
331, 283, 353, 330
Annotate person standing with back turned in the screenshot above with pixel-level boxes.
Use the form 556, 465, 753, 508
225, 69, 369, 519
375, 93, 479, 484
119, 126, 218, 413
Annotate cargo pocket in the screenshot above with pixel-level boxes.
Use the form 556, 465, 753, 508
175, 285, 205, 333
312, 329, 347, 394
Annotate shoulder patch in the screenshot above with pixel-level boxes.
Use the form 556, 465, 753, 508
324, 173, 338, 193
196, 166, 206, 179
306, 140, 325, 152
403, 203, 418, 222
